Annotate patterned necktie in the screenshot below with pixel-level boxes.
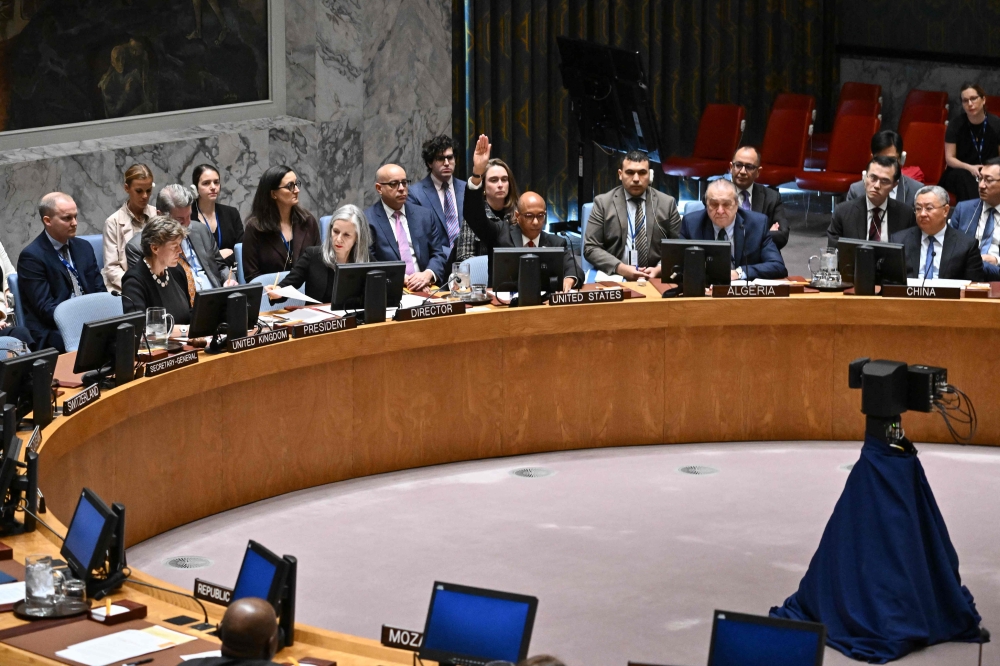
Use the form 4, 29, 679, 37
981, 208, 995, 255
177, 255, 197, 307
632, 197, 649, 266
923, 236, 937, 280
740, 190, 751, 211
394, 210, 417, 275
442, 183, 461, 244
60, 246, 83, 297
869, 207, 883, 242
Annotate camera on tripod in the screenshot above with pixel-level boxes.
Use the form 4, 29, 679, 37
848, 358, 947, 418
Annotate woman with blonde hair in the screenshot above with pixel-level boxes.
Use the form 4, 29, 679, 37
102, 163, 156, 291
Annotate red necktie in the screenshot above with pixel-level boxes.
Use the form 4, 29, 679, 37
869, 208, 882, 242
526, 240, 535, 247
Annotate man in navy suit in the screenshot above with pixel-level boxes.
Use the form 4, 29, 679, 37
17, 193, 106, 351
365, 164, 450, 291
679, 179, 787, 280
407, 135, 466, 268
950, 157, 1000, 280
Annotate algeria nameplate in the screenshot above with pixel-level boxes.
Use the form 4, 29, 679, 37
393, 302, 466, 321
145, 350, 199, 377
712, 284, 790, 298
880, 285, 962, 300
227, 327, 290, 352
549, 289, 627, 305
291, 315, 357, 339
63, 384, 100, 416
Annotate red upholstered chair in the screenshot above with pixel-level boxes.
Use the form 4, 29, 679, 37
985, 96, 1000, 117
902, 122, 947, 185
898, 106, 948, 143
903, 89, 948, 111
773, 93, 816, 113
662, 104, 746, 179
756, 108, 813, 187
839, 82, 882, 105
808, 83, 883, 169
796, 114, 881, 193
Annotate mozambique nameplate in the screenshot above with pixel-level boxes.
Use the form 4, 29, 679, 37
145, 350, 199, 377
291, 315, 357, 339
63, 384, 100, 416
194, 578, 233, 606
227, 327, 290, 352
881, 285, 961, 300
393, 302, 466, 321
549, 289, 627, 305
712, 284, 790, 298
381, 625, 424, 651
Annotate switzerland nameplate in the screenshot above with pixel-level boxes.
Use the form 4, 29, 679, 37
291, 315, 357, 339
712, 284, 790, 298
145, 350, 199, 377
63, 384, 100, 416
880, 285, 961, 300
393, 302, 466, 321
227, 327, 290, 352
549, 289, 626, 305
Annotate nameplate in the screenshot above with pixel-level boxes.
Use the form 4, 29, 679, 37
63, 384, 100, 416
549, 289, 627, 305
381, 625, 424, 651
291, 315, 357, 339
227, 327, 290, 352
26, 426, 42, 454
393, 302, 466, 321
145, 350, 199, 377
881, 285, 962, 300
194, 578, 233, 606
712, 284, 790, 298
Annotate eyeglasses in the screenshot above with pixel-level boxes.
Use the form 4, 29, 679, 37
378, 179, 409, 190
731, 162, 759, 173
866, 172, 894, 188
962, 95, 982, 105
277, 181, 301, 192
435, 154, 456, 163
913, 205, 945, 214
518, 212, 547, 222
977, 175, 1000, 185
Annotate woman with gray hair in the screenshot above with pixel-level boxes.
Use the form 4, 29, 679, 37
121, 215, 193, 324
265, 204, 372, 304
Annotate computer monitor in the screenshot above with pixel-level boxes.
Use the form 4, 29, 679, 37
0, 348, 59, 422
837, 238, 907, 287
330, 261, 406, 309
418, 582, 538, 666
61, 487, 118, 582
708, 610, 826, 666
231, 540, 290, 607
660, 239, 733, 286
491, 247, 566, 293
189, 283, 264, 339
73, 312, 146, 374
0, 435, 22, 514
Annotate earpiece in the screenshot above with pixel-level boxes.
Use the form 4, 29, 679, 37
900, 150, 907, 166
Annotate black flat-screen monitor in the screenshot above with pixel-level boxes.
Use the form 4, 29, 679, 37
418, 582, 538, 666
61, 487, 119, 581
189, 284, 263, 338
0, 348, 59, 420
492, 247, 566, 293
330, 261, 406, 309
0, 435, 21, 507
708, 610, 826, 666
73, 312, 146, 374
231, 540, 290, 609
837, 238, 907, 286
660, 239, 733, 286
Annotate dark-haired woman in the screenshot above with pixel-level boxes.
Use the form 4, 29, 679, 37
242, 166, 320, 281
455, 157, 520, 263
191, 164, 244, 262
942, 82, 1000, 202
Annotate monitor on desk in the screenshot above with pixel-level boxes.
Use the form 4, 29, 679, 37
660, 239, 732, 286
708, 610, 826, 666
73, 312, 146, 375
0, 434, 21, 511
189, 283, 264, 339
231, 540, 290, 609
0, 348, 59, 421
330, 261, 406, 310
492, 247, 566, 293
837, 238, 906, 287
61, 487, 118, 581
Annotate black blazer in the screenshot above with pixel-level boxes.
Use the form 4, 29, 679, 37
750, 183, 790, 250
192, 201, 244, 255
890, 225, 985, 281
121, 261, 192, 325
242, 211, 321, 281
463, 185, 582, 287
827, 196, 916, 248
277, 246, 337, 303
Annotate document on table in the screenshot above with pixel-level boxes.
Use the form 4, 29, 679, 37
906, 278, 971, 288
278, 308, 334, 325
269, 285, 322, 304
56, 626, 196, 666
0, 581, 24, 604
399, 293, 426, 309
89, 604, 131, 619
594, 271, 625, 283
181, 650, 223, 661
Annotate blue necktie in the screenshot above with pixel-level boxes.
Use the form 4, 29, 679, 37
740, 190, 750, 211
923, 236, 937, 280
980, 208, 995, 255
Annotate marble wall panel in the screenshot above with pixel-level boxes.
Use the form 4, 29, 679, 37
286, 0, 318, 121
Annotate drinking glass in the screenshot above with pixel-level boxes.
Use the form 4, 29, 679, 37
24, 554, 63, 616
145, 307, 174, 351
808, 248, 841, 286
451, 262, 472, 301
58, 577, 88, 613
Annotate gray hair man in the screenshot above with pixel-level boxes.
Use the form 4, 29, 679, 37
890, 185, 985, 281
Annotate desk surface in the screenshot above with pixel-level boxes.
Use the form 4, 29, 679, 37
4, 284, 1000, 664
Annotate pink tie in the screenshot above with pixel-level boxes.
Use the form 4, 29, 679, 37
394, 210, 417, 275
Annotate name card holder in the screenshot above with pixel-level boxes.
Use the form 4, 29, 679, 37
393, 302, 466, 321
144, 350, 199, 378
381, 624, 424, 651
63, 384, 100, 416
290, 315, 357, 339
881, 285, 962, 300
712, 284, 791, 298
227, 327, 291, 352
549, 289, 627, 306
194, 578, 233, 606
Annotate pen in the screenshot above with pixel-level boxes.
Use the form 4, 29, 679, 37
123, 659, 153, 666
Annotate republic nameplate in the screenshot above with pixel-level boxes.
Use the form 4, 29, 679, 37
291, 315, 357, 339
194, 578, 233, 606
549, 289, 627, 305
227, 327, 290, 352
145, 350, 199, 377
712, 284, 790, 298
63, 384, 100, 416
880, 285, 961, 300
393, 301, 466, 321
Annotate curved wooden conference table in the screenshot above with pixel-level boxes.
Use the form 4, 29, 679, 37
4, 283, 1000, 664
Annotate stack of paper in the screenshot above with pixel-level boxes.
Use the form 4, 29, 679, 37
906, 278, 971, 288
56, 626, 196, 666
0, 581, 25, 604
268, 285, 322, 304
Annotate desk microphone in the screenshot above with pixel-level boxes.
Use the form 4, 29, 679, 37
111, 290, 152, 356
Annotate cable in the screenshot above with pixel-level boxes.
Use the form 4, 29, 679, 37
17, 503, 65, 542
932, 383, 977, 444
122, 571, 210, 625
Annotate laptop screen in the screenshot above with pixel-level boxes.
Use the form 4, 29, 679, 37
422, 586, 533, 663
709, 611, 825, 666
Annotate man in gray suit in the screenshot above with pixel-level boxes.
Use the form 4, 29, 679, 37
126, 184, 236, 289
845, 130, 922, 208
584, 150, 681, 279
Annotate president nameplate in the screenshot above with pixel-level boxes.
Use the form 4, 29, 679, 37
145, 350, 199, 377
393, 302, 466, 321
291, 315, 357, 339
712, 284, 790, 298
881, 285, 962, 300
549, 289, 627, 305
63, 384, 100, 416
228, 327, 290, 352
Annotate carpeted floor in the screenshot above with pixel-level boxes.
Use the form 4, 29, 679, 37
128, 441, 1000, 666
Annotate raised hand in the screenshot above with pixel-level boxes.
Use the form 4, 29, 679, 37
472, 134, 491, 177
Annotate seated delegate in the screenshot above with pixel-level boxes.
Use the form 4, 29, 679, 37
182, 598, 281, 666
265, 204, 372, 304
122, 216, 192, 325
845, 130, 922, 207
890, 186, 984, 282
102, 163, 156, 292
827, 155, 916, 247
950, 156, 1000, 280
243, 166, 321, 281
680, 179, 788, 280
455, 156, 519, 263
191, 163, 245, 262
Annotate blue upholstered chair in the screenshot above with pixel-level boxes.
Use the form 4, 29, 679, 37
7, 274, 24, 327
460, 255, 489, 287
234, 243, 245, 284
78, 234, 105, 270
53, 292, 124, 353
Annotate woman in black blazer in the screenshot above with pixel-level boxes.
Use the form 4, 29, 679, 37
243, 166, 321, 281
191, 164, 244, 263
122, 216, 192, 325
265, 204, 372, 304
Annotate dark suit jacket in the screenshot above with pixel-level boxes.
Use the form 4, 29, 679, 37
277, 246, 338, 303
680, 209, 788, 280
242, 211, 321, 281
749, 183, 790, 250
949, 199, 1000, 280
408, 175, 467, 269
827, 196, 916, 248
192, 201, 245, 256
16, 231, 106, 351
846, 173, 922, 208
890, 225, 985, 281
463, 184, 582, 287
583, 185, 681, 273
126, 222, 229, 288
121, 262, 192, 325
364, 201, 450, 283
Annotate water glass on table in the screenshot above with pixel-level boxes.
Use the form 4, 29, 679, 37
451, 262, 472, 301
145, 307, 174, 351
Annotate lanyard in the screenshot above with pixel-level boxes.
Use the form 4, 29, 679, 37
200, 211, 223, 248
625, 199, 642, 267
55, 247, 82, 284
971, 118, 988, 163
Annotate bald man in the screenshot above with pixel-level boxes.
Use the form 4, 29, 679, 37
182, 598, 281, 665
364, 164, 450, 291
17, 192, 106, 351
464, 135, 581, 291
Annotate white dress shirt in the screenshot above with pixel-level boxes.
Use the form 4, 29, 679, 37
181, 238, 213, 291
623, 189, 648, 266
382, 202, 423, 277
918, 226, 947, 279
974, 204, 1000, 257
866, 197, 889, 241
521, 233, 540, 247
